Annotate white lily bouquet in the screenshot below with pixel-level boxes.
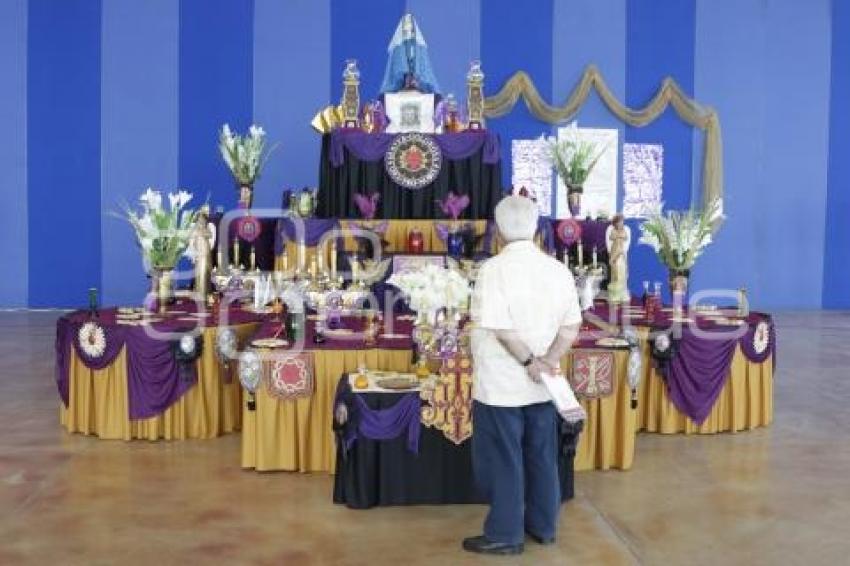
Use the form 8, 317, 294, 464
122, 188, 199, 271
638, 199, 724, 271
546, 124, 608, 191
218, 124, 273, 186
387, 263, 471, 324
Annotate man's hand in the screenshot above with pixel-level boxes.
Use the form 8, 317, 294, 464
526, 357, 555, 384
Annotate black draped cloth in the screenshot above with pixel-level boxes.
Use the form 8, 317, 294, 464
332, 377, 581, 509
316, 134, 503, 220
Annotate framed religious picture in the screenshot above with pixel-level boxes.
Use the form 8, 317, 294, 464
385, 91, 435, 134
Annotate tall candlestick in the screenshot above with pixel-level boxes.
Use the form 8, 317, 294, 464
592, 247, 598, 269
351, 256, 358, 283
232, 238, 240, 268
330, 241, 338, 277
249, 246, 256, 271
298, 241, 306, 270
317, 250, 324, 273
218, 249, 224, 270
577, 242, 584, 266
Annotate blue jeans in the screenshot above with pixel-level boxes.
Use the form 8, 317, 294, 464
472, 401, 560, 545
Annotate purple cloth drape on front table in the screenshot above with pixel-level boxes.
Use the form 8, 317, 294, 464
329, 129, 500, 167
124, 331, 196, 420
352, 392, 421, 454
662, 329, 740, 425
56, 316, 127, 407
274, 218, 341, 255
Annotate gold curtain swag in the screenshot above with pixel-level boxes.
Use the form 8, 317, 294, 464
483, 64, 723, 214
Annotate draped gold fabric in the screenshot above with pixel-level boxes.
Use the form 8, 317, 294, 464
59, 323, 258, 440
483, 65, 723, 213
638, 342, 773, 434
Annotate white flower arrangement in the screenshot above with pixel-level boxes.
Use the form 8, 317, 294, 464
546, 123, 609, 190
120, 188, 200, 271
78, 322, 106, 359
638, 199, 724, 270
218, 123, 275, 186
387, 263, 471, 321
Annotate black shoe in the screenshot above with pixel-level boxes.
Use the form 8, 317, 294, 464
462, 535, 524, 555
525, 529, 556, 545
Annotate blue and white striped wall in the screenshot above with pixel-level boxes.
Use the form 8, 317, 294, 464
0, 0, 845, 310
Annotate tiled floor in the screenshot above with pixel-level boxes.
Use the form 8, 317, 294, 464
1, 311, 848, 565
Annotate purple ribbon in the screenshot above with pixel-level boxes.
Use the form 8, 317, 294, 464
328, 130, 501, 168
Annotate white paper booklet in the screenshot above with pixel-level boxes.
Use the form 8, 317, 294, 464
541, 371, 587, 423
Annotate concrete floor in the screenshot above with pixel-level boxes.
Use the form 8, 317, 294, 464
0, 311, 848, 565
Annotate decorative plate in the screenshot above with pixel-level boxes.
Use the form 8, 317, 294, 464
236, 215, 262, 243
752, 320, 770, 354
251, 338, 289, 349
238, 351, 262, 393
595, 337, 630, 348
555, 218, 583, 246
376, 377, 419, 390
385, 132, 442, 189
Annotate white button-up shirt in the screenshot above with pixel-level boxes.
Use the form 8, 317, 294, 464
470, 240, 582, 407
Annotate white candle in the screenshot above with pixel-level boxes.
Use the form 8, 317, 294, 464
592, 247, 598, 269
330, 241, 338, 277
578, 242, 584, 266
298, 241, 306, 270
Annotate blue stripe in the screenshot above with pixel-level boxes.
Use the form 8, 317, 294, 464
330, 0, 406, 104
553, 0, 626, 219
407, 0, 481, 101
101, 1, 180, 306
482, 0, 554, 188
179, 0, 254, 210
625, 0, 695, 300
254, 0, 330, 207
0, 0, 28, 307
28, 0, 102, 308
823, 0, 849, 308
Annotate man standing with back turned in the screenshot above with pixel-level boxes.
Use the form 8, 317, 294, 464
463, 195, 583, 556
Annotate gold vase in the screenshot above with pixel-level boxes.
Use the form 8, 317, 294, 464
156, 269, 173, 314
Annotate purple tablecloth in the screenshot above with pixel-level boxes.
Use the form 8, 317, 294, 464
328, 129, 501, 168
56, 303, 266, 420
583, 302, 776, 424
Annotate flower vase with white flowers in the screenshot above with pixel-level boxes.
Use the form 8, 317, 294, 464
547, 123, 609, 218
388, 264, 472, 378
120, 188, 200, 312
218, 124, 276, 208
638, 199, 724, 296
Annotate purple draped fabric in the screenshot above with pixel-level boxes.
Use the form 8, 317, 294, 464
662, 328, 740, 425
352, 393, 421, 454
328, 129, 501, 167
274, 218, 341, 255
55, 304, 267, 420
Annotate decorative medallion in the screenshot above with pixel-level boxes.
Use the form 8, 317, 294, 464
216, 328, 237, 363
569, 350, 615, 400
752, 320, 770, 355
78, 322, 106, 359
420, 350, 473, 445
236, 215, 262, 243
556, 218, 583, 247
239, 350, 262, 393
172, 334, 203, 382
264, 353, 314, 400
385, 133, 442, 189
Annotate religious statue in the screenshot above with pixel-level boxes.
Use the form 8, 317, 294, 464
379, 13, 441, 95
605, 214, 631, 303
187, 205, 216, 299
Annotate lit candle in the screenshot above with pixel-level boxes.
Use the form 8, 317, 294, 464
232, 238, 240, 268
249, 246, 256, 271
310, 256, 318, 279
577, 242, 584, 266
330, 240, 338, 278
592, 247, 598, 269
317, 249, 324, 273
217, 249, 224, 269
298, 240, 306, 270
351, 256, 358, 283
282, 254, 288, 272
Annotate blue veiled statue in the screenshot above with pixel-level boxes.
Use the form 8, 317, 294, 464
379, 13, 441, 95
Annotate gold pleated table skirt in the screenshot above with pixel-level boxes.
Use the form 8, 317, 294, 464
241, 349, 636, 473
638, 342, 773, 434
59, 323, 258, 441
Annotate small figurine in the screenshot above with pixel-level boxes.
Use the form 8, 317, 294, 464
605, 214, 631, 303
187, 205, 216, 299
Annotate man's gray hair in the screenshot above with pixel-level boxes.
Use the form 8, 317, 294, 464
494, 195, 539, 242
